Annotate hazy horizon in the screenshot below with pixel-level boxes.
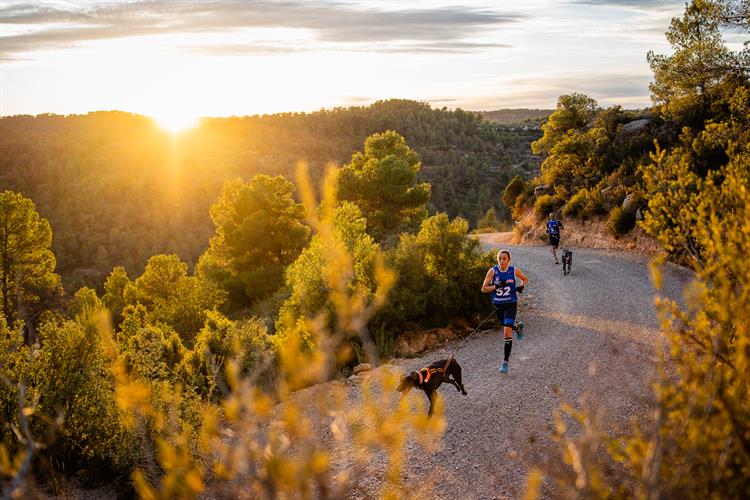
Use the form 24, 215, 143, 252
1, 0, 689, 128
0, 102, 560, 119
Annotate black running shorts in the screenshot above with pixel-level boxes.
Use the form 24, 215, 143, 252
494, 302, 517, 327
549, 234, 560, 248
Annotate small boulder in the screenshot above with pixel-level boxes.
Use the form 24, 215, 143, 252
533, 185, 549, 196
353, 363, 372, 375
435, 327, 455, 342
395, 331, 430, 357
622, 193, 636, 212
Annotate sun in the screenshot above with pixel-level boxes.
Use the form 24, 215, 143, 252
152, 110, 200, 134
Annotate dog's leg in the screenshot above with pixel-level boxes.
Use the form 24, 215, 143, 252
453, 364, 468, 395
427, 390, 436, 416
445, 376, 462, 392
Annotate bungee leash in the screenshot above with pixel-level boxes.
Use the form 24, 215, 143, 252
452, 308, 498, 354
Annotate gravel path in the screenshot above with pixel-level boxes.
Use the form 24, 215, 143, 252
354, 242, 693, 499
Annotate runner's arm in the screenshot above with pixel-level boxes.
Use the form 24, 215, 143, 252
481, 268, 496, 293
515, 268, 529, 287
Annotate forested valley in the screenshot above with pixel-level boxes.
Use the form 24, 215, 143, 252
0, 100, 545, 291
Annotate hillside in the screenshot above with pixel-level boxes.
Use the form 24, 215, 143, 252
0, 100, 543, 289
479, 108, 552, 126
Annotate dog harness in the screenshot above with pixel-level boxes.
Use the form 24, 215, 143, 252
417, 367, 442, 384
416, 355, 454, 384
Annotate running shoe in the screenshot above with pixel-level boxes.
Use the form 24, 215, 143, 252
515, 321, 525, 340
499, 361, 509, 374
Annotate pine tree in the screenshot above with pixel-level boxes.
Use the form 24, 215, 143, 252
197, 175, 310, 307
647, 0, 740, 126
476, 207, 501, 230
0, 191, 61, 326
337, 131, 431, 243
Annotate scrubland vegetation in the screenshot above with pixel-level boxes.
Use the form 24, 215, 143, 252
1, 1, 749, 497
0, 129, 488, 497
506, 1, 750, 497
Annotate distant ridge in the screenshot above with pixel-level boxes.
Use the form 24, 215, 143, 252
478, 109, 552, 126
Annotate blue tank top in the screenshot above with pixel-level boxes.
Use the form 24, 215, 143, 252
547, 220, 560, 236
491, 265, 517, 304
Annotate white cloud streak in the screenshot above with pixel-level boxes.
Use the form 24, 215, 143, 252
0, 1, 523, 59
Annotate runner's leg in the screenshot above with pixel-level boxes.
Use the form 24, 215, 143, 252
503, 304, 516, 361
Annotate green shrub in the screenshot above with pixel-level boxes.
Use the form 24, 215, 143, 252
563, 187, 605, 219
534, 194, 562, 222
476, 207, 501, 231
0, 319, 29, 448
129, 255, 226, 346
121, 323, 183, 381
607, 206, 636, 236
563, 188, 588, 218
277, 202, 379, 336
69, 287, 103, 320
102, 266, 132, 327
30, 317, 135, 471
503, 175, 526, 211
177, 312, 277, 398
377, 213, 488, 334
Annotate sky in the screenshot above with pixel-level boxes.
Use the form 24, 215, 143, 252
0, 0, 689, 126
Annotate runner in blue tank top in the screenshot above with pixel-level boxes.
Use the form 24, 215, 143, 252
546, 213, 564, 264
481, 249, 529, 374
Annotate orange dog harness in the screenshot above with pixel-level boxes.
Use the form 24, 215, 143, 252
415, 355, 455, 385
416, 366, 447, 384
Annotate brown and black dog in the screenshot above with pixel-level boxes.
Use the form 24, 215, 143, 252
561, 247, 573, 276
396, 357, 467, 416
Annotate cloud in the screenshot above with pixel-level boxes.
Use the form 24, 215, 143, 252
187, 43, 307, 56
565, 0, 682, 38
371, 41, 513, 54
569, 0, 680, 8
510, 72, 652, 96
0, 3, 92, 24
187, 39, 512, 56
0, 1, 522, 60
458, 72, 655, 109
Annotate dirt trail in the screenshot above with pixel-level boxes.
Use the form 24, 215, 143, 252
354, 239, 692, 499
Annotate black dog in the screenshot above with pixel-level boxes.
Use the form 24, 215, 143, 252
562, 248, 573, 276
396, 357, 467, 416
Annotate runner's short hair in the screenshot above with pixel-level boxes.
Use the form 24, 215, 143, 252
497, 249, 511, 262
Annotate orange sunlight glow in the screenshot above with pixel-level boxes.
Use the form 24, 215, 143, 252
152, 110, 200, 134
